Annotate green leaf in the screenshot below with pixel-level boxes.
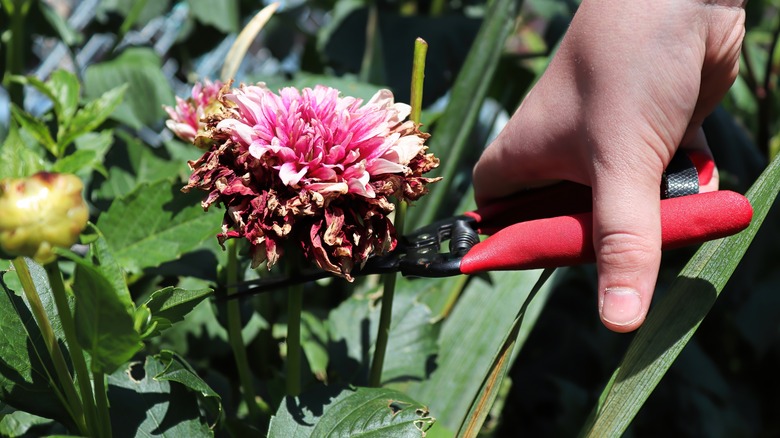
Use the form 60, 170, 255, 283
0, 122, 47, 179
154, 350, 222, 423
96, 178, 222, 273
94, 132, 194, 201
457, 268, 555, 437
0, 410, 55, 437
51, 130, 113, 177
107, 355, 213, 436
404, 268, 557, 432
300, 311, 329, 382
328, 286, 439, 384
83, 48, 174, 129
188, 0, 239, 34
314, 387, 435, 436
47, 70, 81, 126
97, 0, 170, 26
0, 266, 70, 425
58, 85, 126, 152
581, 153, 780, 436
51, 150, 99, 175
68, 255, 142, 374
153, 297, 230, 359
80, 224, 134, 309
409, 0, 522, 229
268, 385, 351, 437
14, 258, 68, 341
269, 386, 435, 436
141, 287, 213, 338
10, 105, 57, 155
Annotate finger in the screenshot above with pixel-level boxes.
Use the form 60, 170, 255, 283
592, 158, 664, 332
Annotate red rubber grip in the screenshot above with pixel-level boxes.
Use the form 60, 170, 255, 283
459, 190, 753, 275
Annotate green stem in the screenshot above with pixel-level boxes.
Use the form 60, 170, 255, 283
368, 37, 426, 387
12, 258, 88, 435
225, 240, 262, 420
410, 38, 428, 125
93, 372, 111, 438
369, 202, 407, 387
2, 0, 32, 106
44, 262, 99, 436
286, 280, 303, 397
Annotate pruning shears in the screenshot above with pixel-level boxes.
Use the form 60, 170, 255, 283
225, 153, 753, 299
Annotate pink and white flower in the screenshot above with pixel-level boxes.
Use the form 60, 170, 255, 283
178, 82, 439, 279
164, 79, 224, 144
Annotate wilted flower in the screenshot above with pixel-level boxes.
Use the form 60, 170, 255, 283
179, 82, 440, 279
0, 172, 89, 264
164, 79, 224, 145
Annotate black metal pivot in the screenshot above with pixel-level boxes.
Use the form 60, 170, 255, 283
662, 152, 699, 198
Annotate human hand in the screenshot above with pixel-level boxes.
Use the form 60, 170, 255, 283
472, 0, 746, 332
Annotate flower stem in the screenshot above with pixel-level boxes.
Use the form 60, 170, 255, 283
11, 258, 88, 435
369, 38, 426, 388
410, 38, 428, 125
369, 202, 407, 387
43, 262, 99, 436
1, 0, 32, 106
286, 266, 304, 397
93, 371, 112, 438
225, 239, 262, 420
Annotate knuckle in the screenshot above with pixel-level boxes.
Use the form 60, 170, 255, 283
597, 231, 660, 270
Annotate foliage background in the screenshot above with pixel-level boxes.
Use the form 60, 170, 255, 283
1, 0, 779, 436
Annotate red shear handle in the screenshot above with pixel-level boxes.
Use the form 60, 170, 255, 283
459, 190, 753, 274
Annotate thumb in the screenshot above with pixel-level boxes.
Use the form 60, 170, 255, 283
592, 163, 664, 332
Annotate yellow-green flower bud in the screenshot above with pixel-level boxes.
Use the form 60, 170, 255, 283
0, 172, 89, 264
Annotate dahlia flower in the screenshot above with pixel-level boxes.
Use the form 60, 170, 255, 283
164, 79, 224, 145
0, 172, 89, 264
178, 82, 440, 279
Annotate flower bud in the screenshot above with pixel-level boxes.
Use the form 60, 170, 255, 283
0, 172, 89, 264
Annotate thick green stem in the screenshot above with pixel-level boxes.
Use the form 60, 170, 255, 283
2, 0, 31, 106
369, 202, 407, 387
286, 280, 304, 397
12, 258, 88, 435
44, 262, 99, 436
410, 38, 428, 125
93, 372, 111, 438
368, 38, 426, 387
225, 240, 262, 420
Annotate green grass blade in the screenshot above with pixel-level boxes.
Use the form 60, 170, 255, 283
405, 267, 557, 432
580, 153, 780, 437
409, 0, 522, 230
457, 268, 556, 438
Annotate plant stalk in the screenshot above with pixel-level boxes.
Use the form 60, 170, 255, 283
44, 262, 99, 436
286, 279, 304, 397
369, 202, 407, 387
369, 38, 426, 387
93, 371, 112, 438
225, 239, 262, 420
410, 38, 428, 125
11, 258, 88, 435
2, 0, 32, 106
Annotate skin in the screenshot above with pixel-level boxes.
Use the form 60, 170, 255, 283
472, 0, 746, 332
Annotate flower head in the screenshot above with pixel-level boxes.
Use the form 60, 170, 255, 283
164, 79, 225, 145
178, 82, 440, 279
0, 172, 89, 264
